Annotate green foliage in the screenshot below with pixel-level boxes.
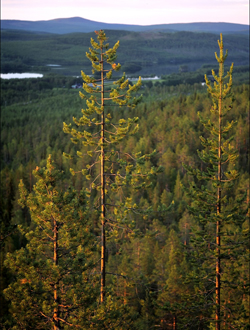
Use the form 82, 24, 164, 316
183, 34, 249, 329
1, 29, 249, 76
63, 30, 165, 304
0, 32, 249, 327
63, 30, 157, 219
4, 156, 98, 329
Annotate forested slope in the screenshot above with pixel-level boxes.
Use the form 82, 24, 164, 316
1, 78, 249, 328
1, 29, 249, 75
0, 32, 249, 329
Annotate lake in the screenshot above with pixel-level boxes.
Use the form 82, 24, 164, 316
0, 73, 44, 79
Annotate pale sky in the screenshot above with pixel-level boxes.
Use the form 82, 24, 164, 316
1, 0, 249, 25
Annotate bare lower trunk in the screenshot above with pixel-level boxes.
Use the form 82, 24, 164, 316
173, 315, 177, 330
215, 217, 221, 330
216, 63, 222, 330
100, 47, 106, 303
53, 217, 59, 329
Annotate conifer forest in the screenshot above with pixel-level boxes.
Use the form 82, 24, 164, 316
0, 30, 249, 329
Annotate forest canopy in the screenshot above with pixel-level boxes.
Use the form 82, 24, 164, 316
0, 31, 249, 329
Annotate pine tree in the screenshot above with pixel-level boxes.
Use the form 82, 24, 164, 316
4, 156, 98, 329
63, 30, 161, 303
0, 167, 16, 324
154, 229, 191, 329
184, 34, 248, 329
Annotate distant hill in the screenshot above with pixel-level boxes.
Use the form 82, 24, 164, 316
1, 29, 249, 77
1, 17, 249, 35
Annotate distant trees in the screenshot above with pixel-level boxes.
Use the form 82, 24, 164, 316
122, 62, 142, 74
1, 31, 249, 329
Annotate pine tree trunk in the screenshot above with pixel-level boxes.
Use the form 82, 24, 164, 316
184, 222, 187, 246
173, 315, 177, 330
100, 47, 106, 303
53, 217, 59, 329
216, 62, 222, 330
216, 217, 221, 330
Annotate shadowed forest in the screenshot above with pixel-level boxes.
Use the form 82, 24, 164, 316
0, 31, 249, 329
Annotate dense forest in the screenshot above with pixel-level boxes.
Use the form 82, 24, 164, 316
0, 31, 249, 329
1, 29, 249, 76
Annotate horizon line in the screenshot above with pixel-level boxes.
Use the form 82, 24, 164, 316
1, 16, 249, 26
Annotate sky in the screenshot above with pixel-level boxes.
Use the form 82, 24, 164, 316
1, 0, 249, 25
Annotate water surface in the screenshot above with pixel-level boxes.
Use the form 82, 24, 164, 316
1, 73, 44, 79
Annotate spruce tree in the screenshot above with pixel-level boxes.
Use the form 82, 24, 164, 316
4, 156, 98, 329
63, 30, 161, 303
184, 34, 248, 329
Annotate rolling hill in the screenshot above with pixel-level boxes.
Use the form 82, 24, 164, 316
1, 17, 249, 35
1, 28, 249, 78
1, 18, 249, 78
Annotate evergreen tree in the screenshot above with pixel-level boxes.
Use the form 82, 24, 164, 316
184, 34, 248, 329
154, 229, 191, 330
4, 156, 98, 329
63, 30, 161, 302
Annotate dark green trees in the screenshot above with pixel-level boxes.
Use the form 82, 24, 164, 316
1, 30, 249, 329
184, 34, 248, 329
4, 156, 97, 329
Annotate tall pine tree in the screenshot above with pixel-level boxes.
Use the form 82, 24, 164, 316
63, 30, 161, 303
184, 34, 248, 329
